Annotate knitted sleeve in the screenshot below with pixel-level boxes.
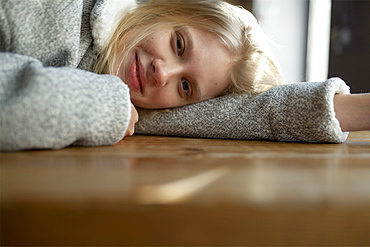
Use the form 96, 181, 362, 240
0, 53, 131, 151
135, 78, 350, 143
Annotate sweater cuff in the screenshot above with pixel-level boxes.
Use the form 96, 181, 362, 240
326, 77, 351, 142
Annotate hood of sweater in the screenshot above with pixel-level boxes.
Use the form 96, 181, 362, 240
91, 0, 137, 52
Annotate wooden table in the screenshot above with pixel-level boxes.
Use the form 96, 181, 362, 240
2, 131, 370, 246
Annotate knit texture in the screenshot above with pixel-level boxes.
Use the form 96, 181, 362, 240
0, 0, 132, 151
136, 78, 350, 143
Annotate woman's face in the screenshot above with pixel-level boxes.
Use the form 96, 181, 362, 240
115, 25, 234, 109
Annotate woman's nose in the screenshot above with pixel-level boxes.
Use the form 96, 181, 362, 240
152, 59, 180, 87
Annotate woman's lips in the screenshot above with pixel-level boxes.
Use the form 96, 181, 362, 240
136, 54, 146, 94
127, 53, 143, 93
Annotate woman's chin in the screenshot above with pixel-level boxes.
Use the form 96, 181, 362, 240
131, 97, 146, 109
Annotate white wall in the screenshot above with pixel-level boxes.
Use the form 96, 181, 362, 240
253, 0, 309, 83
306, 0, 332, 81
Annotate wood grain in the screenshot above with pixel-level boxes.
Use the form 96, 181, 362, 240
2, 131, 370, 245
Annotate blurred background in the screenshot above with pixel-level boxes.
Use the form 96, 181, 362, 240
227, 0, 370, 93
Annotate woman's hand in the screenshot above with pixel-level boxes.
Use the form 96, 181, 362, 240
334, 93, 370, 131
125, 103, 139, 137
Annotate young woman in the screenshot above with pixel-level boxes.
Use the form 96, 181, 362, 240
0, 0, 369, 151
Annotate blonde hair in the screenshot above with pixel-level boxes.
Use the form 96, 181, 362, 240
95, 0, 283, 95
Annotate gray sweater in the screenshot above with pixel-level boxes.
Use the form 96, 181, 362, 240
0, 0, 133, 151
0, 0, 349, 152
136, 78, 349, 143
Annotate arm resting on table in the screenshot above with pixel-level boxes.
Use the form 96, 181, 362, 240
0, 53, 131, 151
136, 78, 350, 143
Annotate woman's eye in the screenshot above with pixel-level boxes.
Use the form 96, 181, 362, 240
181, 79, 190, 96
176, 33, 184, 56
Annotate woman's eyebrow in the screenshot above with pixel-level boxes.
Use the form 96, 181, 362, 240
181, 27, 194, 55
181, 28, 202, 102
191, 78, 202, 102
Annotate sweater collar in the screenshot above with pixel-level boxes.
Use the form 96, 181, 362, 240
91, 0, 137, 51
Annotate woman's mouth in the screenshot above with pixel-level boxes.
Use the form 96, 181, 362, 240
128, 53, 144, 93
135, 54, 143, 92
